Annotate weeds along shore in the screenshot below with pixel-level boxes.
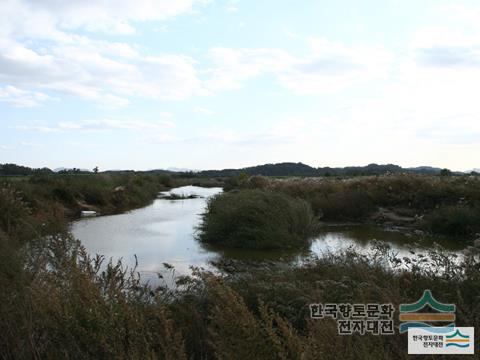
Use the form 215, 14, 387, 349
0, 232, 479, 359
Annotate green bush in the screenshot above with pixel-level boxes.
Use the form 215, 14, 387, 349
0, 186, 38, 242
422, 206, 480, 237
198, 189, 319, 249
311, 188, 375, 220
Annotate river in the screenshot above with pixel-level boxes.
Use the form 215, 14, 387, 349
71, 186, 465, 284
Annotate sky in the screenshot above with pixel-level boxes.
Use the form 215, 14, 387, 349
0, 0, 479, 171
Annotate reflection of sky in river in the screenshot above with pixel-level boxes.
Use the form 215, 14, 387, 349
72, 186, 467, 285
311, 225, 465, 260
72, 186, 223, 281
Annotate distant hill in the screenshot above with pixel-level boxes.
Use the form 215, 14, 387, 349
328, 163, 404, 176
0, 163, 52, 176
406, 166, 442, 175
54, 167, 91, 173
166, 167, 200, 173
243, 162, 318, 176
199, 162, 448, 177
199, 162, 315, 177
0, 162, 473, 177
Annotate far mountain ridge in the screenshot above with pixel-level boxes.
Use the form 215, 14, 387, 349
199, 162, 448, 177
0, 162, 473, 177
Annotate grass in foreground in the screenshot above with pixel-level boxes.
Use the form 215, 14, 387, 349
1, 232, 479, 359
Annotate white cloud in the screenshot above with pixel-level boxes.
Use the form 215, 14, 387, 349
98, 94, 131, 109
132, 55, 203, 100
0, 32, 391, 108
0, 0, 392, 108
193, 106, 214, 115
17, 119, 176, 133
0, 0, 206, 108
146, 128, 294, 147
0, 85, 55, 107
19, 141, 42, 147
300, 5, 478, 170
15, 125, 62, 133
387, 15, 480, 154
159, 112, 173, 119
283, 29, 298, 39
1, 0, 200, 38
279, 38, 391, 94
206, 47, 293, 90
410, 25, 480, 69
205, 38, 392, 94
0, 38, 203, 107
225, 0, 239, 13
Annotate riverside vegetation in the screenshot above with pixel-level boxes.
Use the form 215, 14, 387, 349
1, 170, 479, 358
221, 173, 480, 240
0, 173, 175, 242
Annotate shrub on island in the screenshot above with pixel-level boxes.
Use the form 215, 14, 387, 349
198, 189, 319, 249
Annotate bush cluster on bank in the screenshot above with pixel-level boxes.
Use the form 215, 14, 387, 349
0, 173, 175, 244
422, 206, 480, 237
224, 174, 480, 239
198, 189, 319, 249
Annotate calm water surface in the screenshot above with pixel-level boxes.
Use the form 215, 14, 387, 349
71, 186, 466, 283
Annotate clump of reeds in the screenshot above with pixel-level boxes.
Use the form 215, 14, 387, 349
197, 189, 319, 249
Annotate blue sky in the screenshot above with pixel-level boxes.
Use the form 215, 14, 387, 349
1, 0, 479, 171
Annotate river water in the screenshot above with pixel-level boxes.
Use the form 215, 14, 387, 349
71, 186, 465, 283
